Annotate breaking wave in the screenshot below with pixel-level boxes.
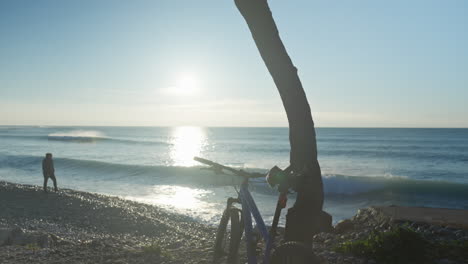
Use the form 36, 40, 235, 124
2, 154, 468, 201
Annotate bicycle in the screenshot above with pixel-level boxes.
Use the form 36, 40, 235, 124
194, 157, 320, 264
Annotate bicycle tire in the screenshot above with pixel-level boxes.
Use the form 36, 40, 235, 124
270, 241, 320, 264
213, 207, 242, 263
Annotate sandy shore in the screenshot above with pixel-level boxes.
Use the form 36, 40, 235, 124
1, 181, 467, 264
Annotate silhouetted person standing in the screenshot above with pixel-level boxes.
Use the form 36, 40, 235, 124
42, 153, 58, 193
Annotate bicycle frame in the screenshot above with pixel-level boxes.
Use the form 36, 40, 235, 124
194, 157, 288, 264
238, 178, 288, 264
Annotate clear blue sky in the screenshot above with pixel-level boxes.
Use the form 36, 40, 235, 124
1, 0, 467, 127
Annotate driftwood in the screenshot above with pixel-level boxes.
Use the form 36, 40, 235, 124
234, 0, 331, 240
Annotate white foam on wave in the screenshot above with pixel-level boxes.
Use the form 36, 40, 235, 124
48, 130, 106, 139
322, 174, 383, 194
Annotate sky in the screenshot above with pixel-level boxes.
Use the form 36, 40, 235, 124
0, 0, 467, 127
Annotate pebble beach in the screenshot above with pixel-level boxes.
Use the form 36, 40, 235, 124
2, 181, 468, 264
0, 181, 216, 264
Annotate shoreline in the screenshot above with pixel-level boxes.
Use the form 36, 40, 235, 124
1, 180, 467, 264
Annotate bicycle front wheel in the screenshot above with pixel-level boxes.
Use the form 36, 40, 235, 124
270, 241, 320, 264
213, 207, 242, 263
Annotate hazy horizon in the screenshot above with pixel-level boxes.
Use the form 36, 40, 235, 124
2, 125, 468, 129
1, 0, 467, 128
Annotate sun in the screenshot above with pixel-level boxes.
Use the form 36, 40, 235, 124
168, 73, 200, 96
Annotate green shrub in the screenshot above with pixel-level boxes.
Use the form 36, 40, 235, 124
435, 240, 468, 262
335, 227, 468, 263
335, 227, 430, 264
141, 242, 171, 259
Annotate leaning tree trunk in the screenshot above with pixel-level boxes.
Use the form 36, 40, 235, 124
234, 0, 331, 240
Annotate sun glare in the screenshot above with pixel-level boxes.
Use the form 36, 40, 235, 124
150, 185, 210, 210
170, 126, 206, 166
167, 73, 200, 96
125, 185, 214, 218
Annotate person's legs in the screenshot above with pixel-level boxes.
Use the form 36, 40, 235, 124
50, 174, 58, 192
43, 176, 49, 192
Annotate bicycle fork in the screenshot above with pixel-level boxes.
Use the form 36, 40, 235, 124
239, 183, 279, 264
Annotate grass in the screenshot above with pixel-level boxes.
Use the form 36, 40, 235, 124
141, 242, 171, 259
334, 226, 467, 264
25, 243, 40, 251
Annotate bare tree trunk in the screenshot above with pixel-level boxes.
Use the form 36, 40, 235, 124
234, 0, 331, 241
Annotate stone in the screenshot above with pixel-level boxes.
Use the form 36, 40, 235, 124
0, 228, 11, 245
35, 233, 53, 247
435, 259, 455, 264
379, 222, 390, 230
0, 227, 55, 248
453, 230, 464, 238
334, 219, 354, 234
7, 227, 24, 245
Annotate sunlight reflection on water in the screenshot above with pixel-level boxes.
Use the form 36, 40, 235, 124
125, 185, 217, 221
151, 185, 211, 210
170, 126, 206, 166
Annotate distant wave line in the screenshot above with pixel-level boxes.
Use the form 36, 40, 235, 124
0, 134, 171, 146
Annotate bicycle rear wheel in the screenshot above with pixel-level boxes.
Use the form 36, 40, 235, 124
270, 241, 320, 264
213, 207, 243, 263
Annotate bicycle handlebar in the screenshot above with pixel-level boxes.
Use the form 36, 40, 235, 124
194, 156, 265, 178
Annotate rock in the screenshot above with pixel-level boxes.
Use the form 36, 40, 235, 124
437, 227, 453, 236
435, 259, 456, 264
0, 228, 11, 245
35, 233, 53, 247
7, 227, 25, 245
167, 241, 184, 249
454, 230, 464, 238
0, 227, 55, 248
320, 211, 334, 232
379, 222, 390, 231
334, 219, 354, 234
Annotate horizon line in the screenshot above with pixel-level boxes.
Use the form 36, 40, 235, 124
1, 125, 468, 129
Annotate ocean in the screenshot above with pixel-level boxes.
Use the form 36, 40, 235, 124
1, 126, 467, 225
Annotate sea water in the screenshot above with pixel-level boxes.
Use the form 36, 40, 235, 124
1, 126, 467, 225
